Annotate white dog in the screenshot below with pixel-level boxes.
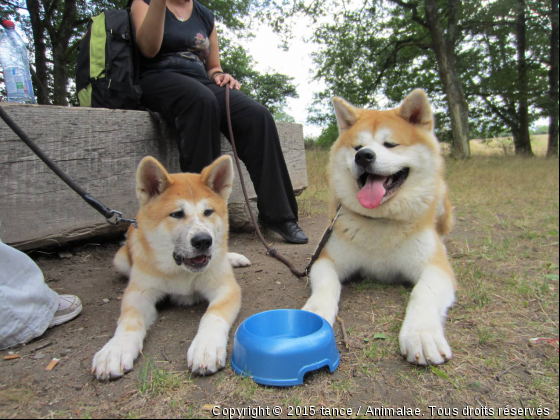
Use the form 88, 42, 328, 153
92, 155, 250, 380
303, 90, 456, 365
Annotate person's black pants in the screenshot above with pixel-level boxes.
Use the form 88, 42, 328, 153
139, 71, 298, 224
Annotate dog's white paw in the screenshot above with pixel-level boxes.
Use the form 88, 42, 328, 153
187, 331, 227, 376
302, 298, 338, 326
92, 335, 141, 380
228, 252, 251, 268
399, 319, 452, 365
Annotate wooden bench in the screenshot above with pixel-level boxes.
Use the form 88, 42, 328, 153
0, 104, 308, 250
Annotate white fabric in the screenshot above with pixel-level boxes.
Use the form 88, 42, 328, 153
0, 218, 58, 350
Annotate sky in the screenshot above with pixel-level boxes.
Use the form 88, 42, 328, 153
243, 21, 327, 138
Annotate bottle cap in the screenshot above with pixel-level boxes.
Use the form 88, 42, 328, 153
2, 20, 16, 29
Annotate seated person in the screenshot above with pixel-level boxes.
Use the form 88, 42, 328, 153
131, 0, 308, 244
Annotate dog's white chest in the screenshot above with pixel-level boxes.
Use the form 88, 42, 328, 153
328, 215, 436, 282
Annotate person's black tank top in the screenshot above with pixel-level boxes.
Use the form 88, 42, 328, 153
139, 0, 215, 79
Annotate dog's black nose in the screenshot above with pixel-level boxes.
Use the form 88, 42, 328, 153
191, 234, 213, 250
355, 148, 376, 168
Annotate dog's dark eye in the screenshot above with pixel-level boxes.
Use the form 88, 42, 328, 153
204, 209, 214, 217
354, 145, 363, 151
384, 142, 399, 149
170, 210, 184, 219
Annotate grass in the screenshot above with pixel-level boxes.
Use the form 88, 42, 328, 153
298, 148, 331, 217
469, 134, 552, 157
136, 356, 191, 396
0, 385, 34, 406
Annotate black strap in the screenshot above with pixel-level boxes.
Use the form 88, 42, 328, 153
142, 107, 165, 142
106, 78, 142, 100
110, 32, 131, 42
0, 103, 134, 225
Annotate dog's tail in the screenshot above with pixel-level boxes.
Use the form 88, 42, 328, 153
436, 188, 454, 236
114, 243, 132, 276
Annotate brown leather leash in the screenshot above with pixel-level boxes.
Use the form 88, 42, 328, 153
225, 85, 341, 278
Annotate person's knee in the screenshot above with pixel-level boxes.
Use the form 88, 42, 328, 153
199, 91, 220, 113
176, 88, 220, 117
252, 102, 274, 121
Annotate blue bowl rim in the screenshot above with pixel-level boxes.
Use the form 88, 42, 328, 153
236, 309, 328, 342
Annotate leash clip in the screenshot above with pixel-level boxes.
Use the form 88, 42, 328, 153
106, 211, 138, 228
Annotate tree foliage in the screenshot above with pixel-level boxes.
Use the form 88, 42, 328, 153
462, 0, 551, 155
219, 36, 298, 114
300, 0, 475, 156
299, 0, 552, 156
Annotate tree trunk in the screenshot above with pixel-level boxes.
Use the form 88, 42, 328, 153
511, 127, 533, 156
548, 0, 559, 158
49, 0, 78, 106
514, 0, 534, 156
51, 47, 68, 106
424, 0, 470, 159
26, 0, 51, 105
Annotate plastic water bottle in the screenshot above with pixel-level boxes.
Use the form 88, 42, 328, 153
0, 20, 36, 104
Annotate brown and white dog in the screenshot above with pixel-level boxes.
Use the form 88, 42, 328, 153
92, 155, 250, 380
302, 89, 456, 365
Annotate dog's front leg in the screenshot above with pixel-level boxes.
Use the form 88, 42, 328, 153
187, 275, 241, 376
92, 280, 160, 380
302, 257, 341, 326
399, 256, 456, 365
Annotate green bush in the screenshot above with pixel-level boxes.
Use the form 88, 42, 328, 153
316, 122, 339, 149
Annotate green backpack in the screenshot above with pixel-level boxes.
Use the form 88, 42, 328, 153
76, 1, 142, 109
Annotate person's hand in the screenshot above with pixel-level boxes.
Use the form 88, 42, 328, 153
214, 73, 241, 90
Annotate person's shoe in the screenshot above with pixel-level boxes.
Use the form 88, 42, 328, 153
48, 295, 83, 328
259, 218, 309, 244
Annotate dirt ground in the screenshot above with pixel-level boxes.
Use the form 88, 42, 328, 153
0, 218, 337, 417
1, 155, 559, 419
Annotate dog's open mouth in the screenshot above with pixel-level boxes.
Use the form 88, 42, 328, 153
357, 168, 410, 209
184, 255, 212, 269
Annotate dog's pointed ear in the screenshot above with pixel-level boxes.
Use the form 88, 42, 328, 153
136, 157, 173, 204
201, 155, 234, 199
399, 89, 433, 130
333, 97, 361, 133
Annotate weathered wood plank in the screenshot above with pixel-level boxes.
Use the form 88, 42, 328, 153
0, 104, 307, 250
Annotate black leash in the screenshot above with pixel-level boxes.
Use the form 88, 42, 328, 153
225, 85, 340, 278
0, 104, 137, 228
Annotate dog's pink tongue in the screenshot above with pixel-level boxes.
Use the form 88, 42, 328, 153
357, 175, 387, 209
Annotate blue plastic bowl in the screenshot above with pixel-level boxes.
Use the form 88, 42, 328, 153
231, 309, 340, 386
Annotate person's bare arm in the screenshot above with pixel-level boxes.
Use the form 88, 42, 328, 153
131, 0, 167, 59
205, 26, 241, 90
